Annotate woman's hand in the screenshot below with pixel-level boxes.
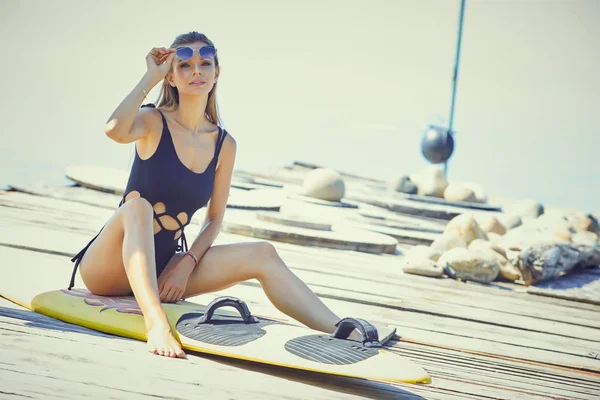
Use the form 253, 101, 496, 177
145, 47, 176, 85
157, 252, 196, 303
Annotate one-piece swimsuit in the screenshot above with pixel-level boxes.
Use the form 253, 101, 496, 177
68, 103, 228, 290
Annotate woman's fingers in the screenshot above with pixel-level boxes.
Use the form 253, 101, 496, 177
147, 47, 174, 66
164, 287, 176, 303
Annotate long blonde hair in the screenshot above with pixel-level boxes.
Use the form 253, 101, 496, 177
155, 31, 221, 127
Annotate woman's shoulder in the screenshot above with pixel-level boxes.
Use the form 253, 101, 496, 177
221, 127, 235, 143
138, 104, 168, 135
221, 129, 236, 156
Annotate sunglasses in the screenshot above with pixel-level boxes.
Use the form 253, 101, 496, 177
175, 46, 217, 61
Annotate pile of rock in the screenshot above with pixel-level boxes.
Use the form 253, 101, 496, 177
401, 206, 600, 285
391, 165, 488, 203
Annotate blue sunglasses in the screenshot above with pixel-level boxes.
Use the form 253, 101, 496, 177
175, 46, 217, 61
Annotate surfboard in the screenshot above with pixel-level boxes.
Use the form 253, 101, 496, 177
0, 248, 431, 384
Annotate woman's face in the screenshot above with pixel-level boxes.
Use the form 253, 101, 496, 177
168, 41, 218, 94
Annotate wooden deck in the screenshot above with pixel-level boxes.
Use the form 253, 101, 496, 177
1, 185, 599, 399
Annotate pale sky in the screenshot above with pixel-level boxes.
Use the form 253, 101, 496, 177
1, 0, 598, 212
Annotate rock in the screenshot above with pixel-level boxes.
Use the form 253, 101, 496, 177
503, 199, 544, 219
443, 183, 476, 202
498, 214, 523, 230
405, 245, 442, 262
526, 214, 573, 242
487, 232, 502, 243
444, 213, 488, 245
469, 239, 521, 281
475, 214, 507, 235
516, 244, 600, 285
572, 231, 599, 246
553, 231, 572, 242
302, 168, 345, 201
495, 225, 569, 252
468, 238, 505, 257
461, 181, 488, 203
436, 247, 499, 283
409, 165, 448, 198
401, 258, 444, 277
389, 175, 418, 194
430, 232, 468, 254
570, 214, 600, 234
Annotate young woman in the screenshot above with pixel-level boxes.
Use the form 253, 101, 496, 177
68, 31, 358, 359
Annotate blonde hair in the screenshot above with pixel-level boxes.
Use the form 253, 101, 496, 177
155, 31, 221, 126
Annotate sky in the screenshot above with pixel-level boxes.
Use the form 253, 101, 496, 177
0, 0, 598, 213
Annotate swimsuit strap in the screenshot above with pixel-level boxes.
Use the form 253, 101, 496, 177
68, 227, 104, 290
212, 128, 228, 166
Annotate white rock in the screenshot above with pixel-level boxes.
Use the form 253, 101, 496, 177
461, 181, 488, 203
468, 239, 520, 281
401, 258, 444, 277
409, 165, 448, 198
503, 199, 544, 219
475, 214, 507, 235
302, 168, 345, 201
495, 225, 569, 252
498, 214, 523, 230
487, 232, 502, 243
430, 232, 468, 254
443, 183, 476, 202
444, 213, 488, 245
405, 245, 442, 262
525, 214, 572, 242
572, 231, 599, 246
436, 247, 499, 283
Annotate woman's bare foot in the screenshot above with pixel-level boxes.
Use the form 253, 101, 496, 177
146, 319, 186, 358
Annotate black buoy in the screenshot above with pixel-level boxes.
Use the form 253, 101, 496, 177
421, 125, 454, 164
420, 0, 466, 178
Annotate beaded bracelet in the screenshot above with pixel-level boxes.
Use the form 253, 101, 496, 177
183, 251, 198, 265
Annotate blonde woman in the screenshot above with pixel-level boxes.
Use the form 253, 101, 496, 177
69, 31, 358, 358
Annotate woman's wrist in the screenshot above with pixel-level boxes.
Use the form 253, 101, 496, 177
182, 251, 199, 268
141, 72, 162, 91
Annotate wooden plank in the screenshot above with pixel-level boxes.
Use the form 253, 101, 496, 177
198, 283, 600, 372
8, 183, 121, 209
527, 268, 600, 305
346, 193, 504, 221
1, 197, 598, 332
3, 193, 600, 362
3, 294, 599, 400
2, 227, 600, 398
391, 192, 503, 212
0, 301, 416, 400
1, 244, 598, 374
2, 193, 599, 331
222, 209, 398, 254
10, 182, 283, 212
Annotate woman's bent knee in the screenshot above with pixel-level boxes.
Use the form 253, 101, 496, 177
120, 197, 154, 224
254, 241, 284, 279
256, 241, 277, 258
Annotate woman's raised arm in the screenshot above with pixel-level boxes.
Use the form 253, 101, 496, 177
104, 48, 176, 144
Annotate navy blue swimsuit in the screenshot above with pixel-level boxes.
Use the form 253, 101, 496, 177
68, 104, 228, 290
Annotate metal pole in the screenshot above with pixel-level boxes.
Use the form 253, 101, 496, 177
445, 0, 466, 177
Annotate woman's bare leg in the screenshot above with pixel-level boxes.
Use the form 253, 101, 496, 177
183, 241, 348, 334
78, 197, 185, 358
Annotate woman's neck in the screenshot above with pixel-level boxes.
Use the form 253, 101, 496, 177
173, 94, 212, 134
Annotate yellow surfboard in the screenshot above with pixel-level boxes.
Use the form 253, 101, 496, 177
10, 288, 431, 384
0, 249, 431, 385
